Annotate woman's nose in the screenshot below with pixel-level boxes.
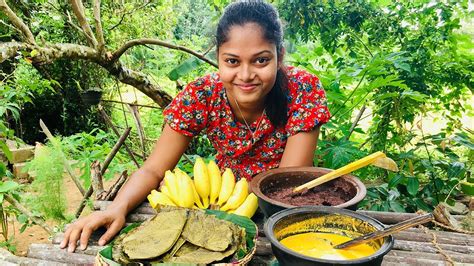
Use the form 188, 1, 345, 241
237, 65, 255, 81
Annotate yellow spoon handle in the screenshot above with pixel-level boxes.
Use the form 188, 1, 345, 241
293, 152, 386, 193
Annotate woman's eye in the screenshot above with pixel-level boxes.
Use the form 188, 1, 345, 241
225, 58, 238, 64
255, 57, 270, 64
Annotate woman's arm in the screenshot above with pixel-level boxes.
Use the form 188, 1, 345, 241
61, 124, 192, 252
279, 125, 321, 167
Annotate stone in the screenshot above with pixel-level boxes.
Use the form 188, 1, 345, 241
13, 162, 31, 181
5, 140, 34, 163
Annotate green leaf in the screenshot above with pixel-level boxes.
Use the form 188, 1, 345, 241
0, 163, 6, 178
407, 177, 419, 196
366, 189, 380, 199
17, 214, 28, 224
389, 201, 406, 212
0, 142, 12, 162
321, 138, 364, 169
168, 57, 202, 81
401, 90, 428, 102
414, 198, 432, 212
452, 133, 474, 150
388, 174, 404, 188
447, 162, 465, 179
0, 181, 19, 193
393, 62, 411, 72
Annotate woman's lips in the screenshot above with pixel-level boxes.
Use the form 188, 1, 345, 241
235, 83, 259, 91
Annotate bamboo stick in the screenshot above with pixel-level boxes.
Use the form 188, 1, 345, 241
293, 152, 386, 192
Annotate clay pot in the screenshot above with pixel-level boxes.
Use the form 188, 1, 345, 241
264, 206, 394, 266
80, 90, 102, 105
250, 167, 366, 218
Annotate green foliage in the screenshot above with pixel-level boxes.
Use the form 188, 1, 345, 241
24, 144, 67, 221
0, 178, 34, 253
279, 0, 473, 211
60, 129, 137, 187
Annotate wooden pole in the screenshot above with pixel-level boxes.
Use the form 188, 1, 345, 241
98, 105, 140, 168
4, 194, 53, 234
127, 104, 146, 160
74, 127, 132, 218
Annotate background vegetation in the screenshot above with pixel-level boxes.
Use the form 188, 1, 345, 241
0, 0, 472, 252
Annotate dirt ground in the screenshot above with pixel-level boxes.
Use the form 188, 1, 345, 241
7, 173, 116, 256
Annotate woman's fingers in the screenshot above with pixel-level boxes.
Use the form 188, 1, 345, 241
79, 222, 98, 250
59, 225, 72, 249
98, 217, 124, 246
67, 225, 82, 253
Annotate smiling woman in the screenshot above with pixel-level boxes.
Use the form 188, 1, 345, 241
60, 0, 330, 253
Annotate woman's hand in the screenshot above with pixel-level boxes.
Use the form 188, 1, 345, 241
60, 206, 126, 253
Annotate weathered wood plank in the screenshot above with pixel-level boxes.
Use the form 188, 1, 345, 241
394, 239, 474, 254
27, 243, 96, 264
0, 247, 68, 266
393, 231, 474, 246
387, 250, 474, 264
358, 210, 463, 224
382, 255, 446, 266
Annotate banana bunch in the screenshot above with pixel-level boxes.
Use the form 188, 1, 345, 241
147, 157, 259, 218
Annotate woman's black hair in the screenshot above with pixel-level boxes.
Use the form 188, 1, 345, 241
216, 0, 288, 128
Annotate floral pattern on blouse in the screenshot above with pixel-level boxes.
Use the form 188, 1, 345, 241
164, 66, 330, 181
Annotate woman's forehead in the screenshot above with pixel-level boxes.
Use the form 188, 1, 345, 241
219, 23, 277, 56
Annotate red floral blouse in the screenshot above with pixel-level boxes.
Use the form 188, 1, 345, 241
164, 66, 330, 180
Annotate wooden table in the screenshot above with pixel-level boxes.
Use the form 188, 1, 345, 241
1, 201, 473, 265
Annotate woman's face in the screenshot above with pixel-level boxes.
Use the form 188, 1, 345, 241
218, 23, 279, 109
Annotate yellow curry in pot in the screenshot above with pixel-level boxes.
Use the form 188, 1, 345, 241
280, 232, 377, 261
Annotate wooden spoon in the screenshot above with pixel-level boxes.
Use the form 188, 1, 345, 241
293, 152, 398, 193
333, 213, 433, 249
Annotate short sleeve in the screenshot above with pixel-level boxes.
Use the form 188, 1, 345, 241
285, 71, 331, 136
163, 77, 211, 137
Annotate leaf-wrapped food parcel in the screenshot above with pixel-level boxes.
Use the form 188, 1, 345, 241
122, 208, 188, 259
181, 210, 237, 251
168, 223, 245, 264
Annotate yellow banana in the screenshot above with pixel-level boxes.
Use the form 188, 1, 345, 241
220, 178, 248, 211
160, 185, 174, 203
193, 157, 210, 208
147, 189, 175, 208
190, 179, 206, 209
217, 168, 235, 206
174, 169, 195, 208
174, 167, 206, 208
207, 160, 222, 204
163, 170, 180, 206
232, 193, 258, 218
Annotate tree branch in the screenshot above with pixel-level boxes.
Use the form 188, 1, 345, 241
66, 10, 86, 37
92, 0, 105, 53
0, 0, 36, 44
105, 61, 173, 107
347, 104, 366, 140
107, 2, 151, 31
70, 0, 98, 47
0, 42, 173, 107
0, 42, 99, 64
112, 38, 218, 67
